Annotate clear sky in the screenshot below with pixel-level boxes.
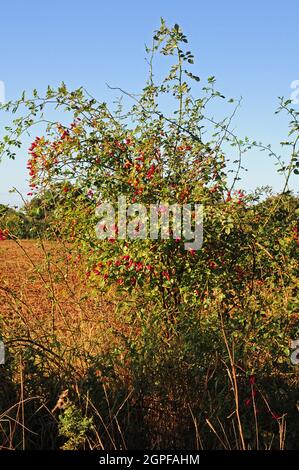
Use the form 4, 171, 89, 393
0, 0, 298, 206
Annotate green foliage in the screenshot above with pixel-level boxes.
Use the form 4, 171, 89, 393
0, 200, 49, 239
58, 404, 93, 450
0, 204, 28, 238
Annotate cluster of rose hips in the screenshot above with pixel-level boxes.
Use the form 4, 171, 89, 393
0, 229, 9, 241
87, 254, 155, 286
226, 190, 245, 204
27, 123, 82, 197
244, 375, 281, 421
27, 136, 41, 194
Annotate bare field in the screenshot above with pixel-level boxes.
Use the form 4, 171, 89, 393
0, 240, 121, 371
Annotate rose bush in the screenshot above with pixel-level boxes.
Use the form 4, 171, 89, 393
1, 20, 298, 449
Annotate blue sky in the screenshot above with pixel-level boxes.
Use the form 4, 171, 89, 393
0, 0, 298, 206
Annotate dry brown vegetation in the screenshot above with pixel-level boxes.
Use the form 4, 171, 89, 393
0, 239, 298, 450
0, 240, 119, 361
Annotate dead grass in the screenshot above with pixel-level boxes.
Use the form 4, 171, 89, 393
0, 239, 125, 374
